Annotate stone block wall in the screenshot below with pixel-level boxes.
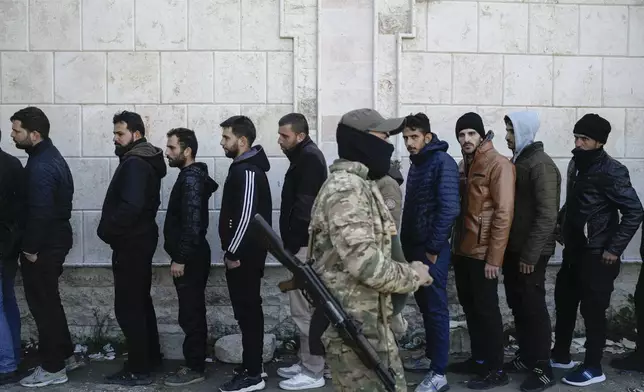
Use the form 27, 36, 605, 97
1, 0, 643, 354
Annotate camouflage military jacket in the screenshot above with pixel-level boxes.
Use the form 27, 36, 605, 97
308, 159, 421, 351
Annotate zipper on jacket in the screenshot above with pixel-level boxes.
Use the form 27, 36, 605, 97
477, 216, 482, 244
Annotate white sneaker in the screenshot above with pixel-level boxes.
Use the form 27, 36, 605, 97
415, 371, 449, 392
20, 366, 68, 388
277, 363, 302, 379
279, 372, 325, 390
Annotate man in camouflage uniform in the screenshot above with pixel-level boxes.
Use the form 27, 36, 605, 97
308, 108, 432, 391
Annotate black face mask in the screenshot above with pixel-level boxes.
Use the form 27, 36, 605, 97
336, 124, 394, 180
572, 146, 603, 172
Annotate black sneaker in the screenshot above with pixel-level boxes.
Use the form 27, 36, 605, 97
467, 370, 510, 390
0, 371, 21, 386
164, 366, 205, 386
610, 352, 644, 373
448, 358, 485, 375
104, 369, 153, 386
233, 365, 268, 379
520, 365, 555, 392
504, 356, 530, 373
219, 372, 266, 392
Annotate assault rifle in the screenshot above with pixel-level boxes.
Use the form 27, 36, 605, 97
252, 214, 397, 392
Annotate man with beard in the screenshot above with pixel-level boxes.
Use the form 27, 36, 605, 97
0, 127, 24, 386
502, 111, 561, 392
307, 108, 432, 391
400, 112, 460, 392
162, 128, 218, 387
97, 110, 167, 386
9, 107, 78, 387
218, 115, 272, 392
450, 112, 515, 390
552, 114, 643, 387
274, 113, 328, 390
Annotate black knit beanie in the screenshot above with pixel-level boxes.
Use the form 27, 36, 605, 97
573, 113, 611, 144
455, 112, 485, 139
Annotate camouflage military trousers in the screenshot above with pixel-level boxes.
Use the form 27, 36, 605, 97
325, 334, 407, 391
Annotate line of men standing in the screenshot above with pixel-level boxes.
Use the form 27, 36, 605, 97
1, 105, 644, 392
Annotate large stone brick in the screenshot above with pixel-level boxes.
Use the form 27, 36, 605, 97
241, 0, 293, 51
526, 108, 577, 159
626, 109, 644, 158
29, 0, 80, 50
1, 52, 53, 104
107, 53, 160, 104
267, 53, 294, 104
604, 58, 644, 107
553, 57, 602, 107
503, 55, 553, 106
215, 52, 268, 104
37, 105, 82, 157
0, 0, 27, 50
187, 105, 241, 157
453, 54, 503, 106
67, 158, 111, 209
401, 0, 426, 52
631, 7, 644, 56
82, 0, 134, 50
426, 1, 477, 53
580, 5, 628, 56
135, 0, 187, 50
479, 3, 528, 54
134, 105, 187, 150
83, 211, 113, 265
81, 105, 135, 157
55, 53, 107, 104
529, 5, 579, 55
400, 53, 451, 105
189, 0, 241, 50
161, 52, 214, 104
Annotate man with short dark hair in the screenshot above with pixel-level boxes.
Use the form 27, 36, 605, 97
552, 114, 643, 387
9, 107, 78, 387
400, 112, 460, 392
162, 128, 218, 387
502, 111, 561, 392
218, 115, 272, 392
275, 113, 328, 390
0, 127, 24, 386
98, 110, 167, 386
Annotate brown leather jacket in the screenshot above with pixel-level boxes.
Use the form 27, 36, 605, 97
452, 135, 516, 266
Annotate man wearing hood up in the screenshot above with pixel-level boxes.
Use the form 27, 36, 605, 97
98, 110, 167, 386
502, 111, 561, 392
450, 112, 515, 390
400, 112, 460, 392
218, 115, 272, 392
307, 108, 432, 391
552, 114, 643, 387
162, 128, 218, 387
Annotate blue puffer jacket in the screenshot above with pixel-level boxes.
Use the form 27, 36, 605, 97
401, 134, 460, 257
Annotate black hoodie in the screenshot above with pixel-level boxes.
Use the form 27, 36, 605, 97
163, 162, 218, 264
219, 145, 272, 263
97, 138, 167, 245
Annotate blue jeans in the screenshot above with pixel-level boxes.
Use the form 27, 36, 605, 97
410, 243, 451, 375
0, 259, 21, 373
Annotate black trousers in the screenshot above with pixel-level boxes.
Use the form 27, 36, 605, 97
174, 245, 211, 373
552, 248, 620, 369
226, 261, 264, 376
453, 255, 504, 370
503, 253, 552, 366
20, 247, 74, 373
112, 234, 161, 374
636, 263, 644, 351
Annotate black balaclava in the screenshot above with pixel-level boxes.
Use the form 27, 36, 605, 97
336, 123, 394, 180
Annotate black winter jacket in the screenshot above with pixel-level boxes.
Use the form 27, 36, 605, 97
279, 137, 327, 253
22, 139, 74, 254
163, 162, 218, 264
219, 146, 272, 263
97, 139, 167, 246
559, 148, 643, 256
0, 148, 25, 259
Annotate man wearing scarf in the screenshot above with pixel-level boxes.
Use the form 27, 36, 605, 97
307, 108, 432, 391
552, 113, 643, 387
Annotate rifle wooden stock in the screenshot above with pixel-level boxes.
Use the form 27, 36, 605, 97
252, 213, 397, 392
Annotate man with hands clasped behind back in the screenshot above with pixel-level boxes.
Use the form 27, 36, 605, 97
162, 128, 218, 387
